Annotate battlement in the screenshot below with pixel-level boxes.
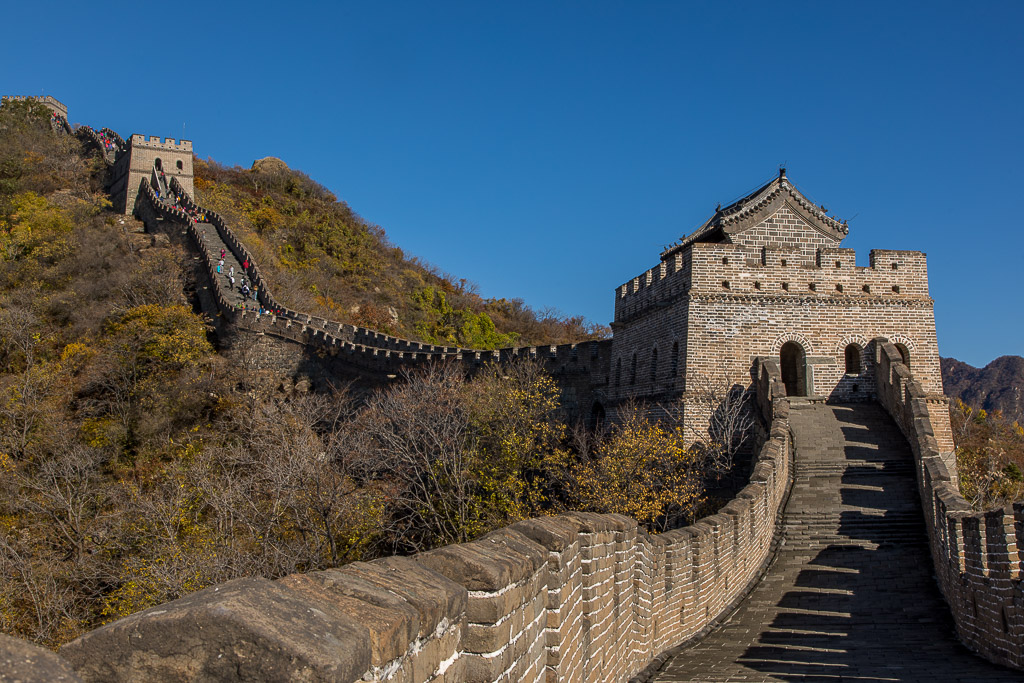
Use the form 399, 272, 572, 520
1, 95, 67, 118
127, 133, 193, 151
875, 341, 1024, 670
614, 242, 931, 323
689, 242, 930, 299
613, 250, 691, 322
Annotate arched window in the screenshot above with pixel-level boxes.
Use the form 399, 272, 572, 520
154, 157, 162, 171
630, 353, 637, 385
671, 341, 679, 378
844, 343, 862, 375
615, 358, 622, 387
650, 347, 658, 383
176, 159, 183, 170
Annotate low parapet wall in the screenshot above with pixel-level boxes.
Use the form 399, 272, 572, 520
874, 340, 1024, 670
24, 362, 793, 682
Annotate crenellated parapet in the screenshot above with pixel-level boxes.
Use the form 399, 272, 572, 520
689, 243, 932, 300
875, 340, 1024, 670
2, 95, 68, 118
614, 244, 931, 325
75, 126, 119, 165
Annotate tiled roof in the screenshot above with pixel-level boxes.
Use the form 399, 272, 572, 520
662, 170, 848, 259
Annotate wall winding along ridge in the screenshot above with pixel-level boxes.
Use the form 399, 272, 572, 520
136, 177, 613, 394
874, 340, 1024, 669
49, 360, 792, 682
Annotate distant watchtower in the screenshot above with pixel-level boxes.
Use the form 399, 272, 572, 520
109, 134, 194, 215
0, 95, 68, 119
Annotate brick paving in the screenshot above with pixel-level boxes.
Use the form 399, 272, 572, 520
652, 402, 1021, 682
195, 222, 259, 311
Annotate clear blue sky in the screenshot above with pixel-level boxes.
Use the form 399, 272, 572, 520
4, 1, 1021, 367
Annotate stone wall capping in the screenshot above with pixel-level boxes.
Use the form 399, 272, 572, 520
509, 516, 578, 552
59, 577, 372, 682
356, 557, 468, 637
0, 633, 81, 683
559, 511, 630, 534
476, 527, 549, 572
277, 570, 419, 666
416, 541, 532, 592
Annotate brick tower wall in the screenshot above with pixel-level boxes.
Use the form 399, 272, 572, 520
110, 135, 194, 215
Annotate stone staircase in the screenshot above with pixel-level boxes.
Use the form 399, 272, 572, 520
652, 402, 1019, 682
193, 221, 260, 312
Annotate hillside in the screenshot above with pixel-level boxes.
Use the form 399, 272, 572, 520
1, 98, 685, 650
192, 158, 608, 348
941, 355, 1024, 421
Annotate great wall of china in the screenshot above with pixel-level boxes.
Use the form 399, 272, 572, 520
2, 96, 1022, 681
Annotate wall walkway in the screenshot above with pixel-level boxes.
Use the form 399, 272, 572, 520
651, 402, 1018, 681
875, 340, 1024, 670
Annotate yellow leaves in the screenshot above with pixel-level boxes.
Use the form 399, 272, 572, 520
105, 304, 212, 372
247, 205, 282, 234
58, 342, 94, 374
1, 192, 74, 261
572, 409, 705, 532
80, 417, 115, 448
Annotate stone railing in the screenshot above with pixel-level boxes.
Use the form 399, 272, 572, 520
874, 339, 1024, 670
3, 361, 794, 682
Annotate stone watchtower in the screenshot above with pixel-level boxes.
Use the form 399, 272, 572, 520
1, 95, 68, 119
109, 135, 194, 215
605, 169, 954, 467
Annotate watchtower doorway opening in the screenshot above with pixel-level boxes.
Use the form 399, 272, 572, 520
154, 157, 162, 171
895, 343, 910, 371
780, 341, 807, 397
590, 402, 606, 429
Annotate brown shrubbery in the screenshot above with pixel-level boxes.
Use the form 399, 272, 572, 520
0, 102, 727, 649
952, 399, 1024, 508
191, 157, 609, 348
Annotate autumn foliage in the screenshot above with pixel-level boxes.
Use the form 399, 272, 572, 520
951, 398, 1024, 508
0, 101, 721, 649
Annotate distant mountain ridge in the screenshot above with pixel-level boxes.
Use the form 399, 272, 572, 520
941, 355, 1024, 420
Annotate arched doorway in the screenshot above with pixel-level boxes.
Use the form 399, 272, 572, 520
780, 341, 807, 397
590, 402, 606, 429
895, 343, 910, 370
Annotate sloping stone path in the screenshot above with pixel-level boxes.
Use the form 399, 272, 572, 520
652, 403, 1020, 682
194, 222, 260, 312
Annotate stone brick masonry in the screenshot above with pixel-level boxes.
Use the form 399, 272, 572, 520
52, 359, 793, 682
5, 114, 1015, 679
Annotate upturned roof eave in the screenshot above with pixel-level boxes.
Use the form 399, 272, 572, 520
661, 170, 849, 261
